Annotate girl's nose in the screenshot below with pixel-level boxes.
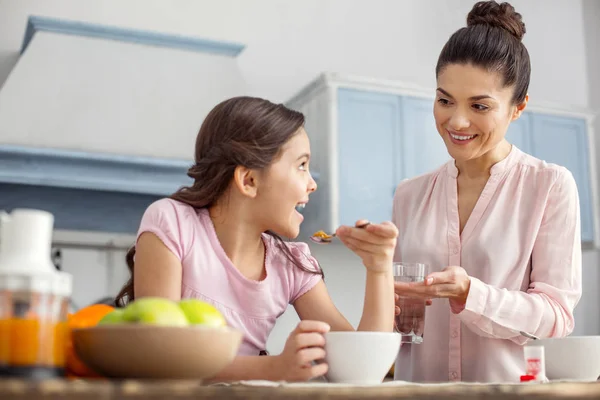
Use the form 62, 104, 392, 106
308, 174, 317, 192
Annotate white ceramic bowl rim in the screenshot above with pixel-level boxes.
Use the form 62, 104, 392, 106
538, 336, 600, 339
325, 331, 400, 337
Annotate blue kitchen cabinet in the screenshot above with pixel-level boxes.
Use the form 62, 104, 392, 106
337, 88, 402, 225
505, 112, 533, 154
529, 114, 594, 242
401, 96, 450, 178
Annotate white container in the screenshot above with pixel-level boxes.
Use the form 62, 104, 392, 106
523, 344, 547, 381
0, 209, 73, 378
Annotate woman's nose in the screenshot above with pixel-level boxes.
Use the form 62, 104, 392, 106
449, 110, 470, 131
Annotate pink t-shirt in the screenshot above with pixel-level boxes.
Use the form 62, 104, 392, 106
136, 198, 323, 355
392, 145, 582, 383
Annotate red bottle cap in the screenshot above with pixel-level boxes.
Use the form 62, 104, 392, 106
520, 375, 536, 382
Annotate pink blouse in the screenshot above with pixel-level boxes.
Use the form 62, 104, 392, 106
392, 145, 582, 383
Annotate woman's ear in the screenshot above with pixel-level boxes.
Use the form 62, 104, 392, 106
233, 165, 259, 198
512, 94, 529, 121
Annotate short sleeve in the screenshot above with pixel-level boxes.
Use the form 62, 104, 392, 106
287, 242, 323, 304
137, 199, 186, 260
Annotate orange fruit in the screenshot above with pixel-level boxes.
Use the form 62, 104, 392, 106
65, 304, 114, 378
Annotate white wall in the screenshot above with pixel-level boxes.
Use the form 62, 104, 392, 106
0, 0, 591, 109
1, 0, 598, 347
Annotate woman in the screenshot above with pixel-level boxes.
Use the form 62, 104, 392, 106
392, 1, 582, 383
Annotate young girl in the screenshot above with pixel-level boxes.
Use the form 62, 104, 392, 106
115, 96, 397, 382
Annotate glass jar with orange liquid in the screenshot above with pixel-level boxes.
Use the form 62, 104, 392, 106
0, 209, 72, 379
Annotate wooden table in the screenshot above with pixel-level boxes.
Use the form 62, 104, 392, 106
1, 378, 600, 400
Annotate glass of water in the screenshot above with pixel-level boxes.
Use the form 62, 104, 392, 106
393, 262, 429, 344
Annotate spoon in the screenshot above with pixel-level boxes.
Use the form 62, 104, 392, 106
310, 222, 370, 244
520, 331, 540, 341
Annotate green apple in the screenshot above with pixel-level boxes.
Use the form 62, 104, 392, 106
122, 297, 189, 326
178, 299, 226, 327
98, 309, 126, 325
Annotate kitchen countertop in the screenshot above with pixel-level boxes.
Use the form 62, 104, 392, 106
1, 379, 600, 400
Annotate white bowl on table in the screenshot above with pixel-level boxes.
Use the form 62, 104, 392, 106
323, 331, 401, 385
532, 336, 600, 381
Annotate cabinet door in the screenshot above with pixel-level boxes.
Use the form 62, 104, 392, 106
505, 112, 532, 154
530, 114, 594, 242
401, 96, 450, 179
337, 89, 402, 225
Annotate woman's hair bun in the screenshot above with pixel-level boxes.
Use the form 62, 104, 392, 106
467, 1, 526, 41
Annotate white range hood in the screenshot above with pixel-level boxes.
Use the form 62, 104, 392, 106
0, 16, 248, 235
0, 16, 247, 159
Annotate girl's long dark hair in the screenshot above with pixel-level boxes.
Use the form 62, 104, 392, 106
116, 96, 323, 307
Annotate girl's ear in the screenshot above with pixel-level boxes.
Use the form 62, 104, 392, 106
233, 165, 259, 198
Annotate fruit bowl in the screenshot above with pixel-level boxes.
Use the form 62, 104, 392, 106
73, 324, 242, 379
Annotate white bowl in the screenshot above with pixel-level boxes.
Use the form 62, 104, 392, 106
532, 336, 600, 381
324, 331, 401, 384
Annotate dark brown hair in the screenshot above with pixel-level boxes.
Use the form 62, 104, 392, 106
115, 96, 323, 307
436, 1, 531, 105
